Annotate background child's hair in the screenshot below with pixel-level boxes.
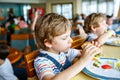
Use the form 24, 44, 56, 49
84, 13, 106, 33
35, 13, 72, 50
106, 15, 113, 19
0, 44, 9, 60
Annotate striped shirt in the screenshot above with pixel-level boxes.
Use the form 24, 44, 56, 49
34, 48, 79, 80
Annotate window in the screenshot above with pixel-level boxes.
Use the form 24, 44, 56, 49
82, 0, 117, 17
23, 5, 31, 21
52, 3, 73, 19
98, 0, 107, 13
90, 0, 97, 13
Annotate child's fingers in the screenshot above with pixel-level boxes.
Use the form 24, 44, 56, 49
91, 41, 101, 47
35, 11, 39, 17
84, 44, 101, 55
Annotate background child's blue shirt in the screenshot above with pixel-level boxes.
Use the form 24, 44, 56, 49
86, 33, 98, 41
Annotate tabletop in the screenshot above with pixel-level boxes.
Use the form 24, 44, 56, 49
70, 44, 120, 80
7, 47, 23, 64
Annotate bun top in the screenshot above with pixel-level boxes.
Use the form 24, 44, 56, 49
81, 42, 92, 49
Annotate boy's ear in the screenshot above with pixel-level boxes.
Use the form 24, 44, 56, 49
91, 25, 96, 32
44, 39, 52, 48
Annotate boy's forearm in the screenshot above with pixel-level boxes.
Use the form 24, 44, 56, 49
98, 33, 110, 42
97, 30, 115, 45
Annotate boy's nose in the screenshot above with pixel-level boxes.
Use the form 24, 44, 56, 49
68, 37, 73, 43
106, 24, 108, 27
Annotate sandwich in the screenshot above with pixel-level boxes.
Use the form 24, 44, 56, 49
81, 42, 101, 67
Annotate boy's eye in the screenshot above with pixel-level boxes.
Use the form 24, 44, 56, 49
62, 37, 67, 40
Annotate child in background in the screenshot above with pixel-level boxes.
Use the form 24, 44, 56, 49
106, 15, 114, 30
18, 16, 28, 29
106, 15, 120, 33
0, 44, 18, 80
83, 13, 115, 46
34, 13, 101, 80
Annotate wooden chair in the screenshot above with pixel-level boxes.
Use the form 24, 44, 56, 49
10, 34, 32, 69
10, 34, 31, 55
71, 35, 86, 49
14, 26, 20, 34
24, 50, 39, 80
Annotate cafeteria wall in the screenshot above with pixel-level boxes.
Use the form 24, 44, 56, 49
0, 3, 24, 17
0, 0, 82, 18
0, 3, 25, 24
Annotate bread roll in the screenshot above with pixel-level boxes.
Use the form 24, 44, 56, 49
81, 42, 92, 49
81, 42, 101, 61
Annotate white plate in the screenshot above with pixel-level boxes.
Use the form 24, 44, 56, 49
105, 37, 120, 46
82, 58, 120, 79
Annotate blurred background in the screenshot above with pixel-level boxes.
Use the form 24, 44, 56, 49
0, 0, 120, 25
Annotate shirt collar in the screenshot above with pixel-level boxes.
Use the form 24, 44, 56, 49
40, 50, 65, 60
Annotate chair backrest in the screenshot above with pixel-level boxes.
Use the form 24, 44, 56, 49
19, 28, 32, 34
71, 35, 86, 49
0, 28, 7, 40
14, 26, 21, 34
29, 34, 38, 51
11, 34, 30, 51
24, 50, 39, 80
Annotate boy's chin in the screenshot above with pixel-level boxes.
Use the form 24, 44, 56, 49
63, 48, 70, 52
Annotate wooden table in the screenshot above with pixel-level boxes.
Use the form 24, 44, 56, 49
8, 47, 22, 64
71, 44, 120, 80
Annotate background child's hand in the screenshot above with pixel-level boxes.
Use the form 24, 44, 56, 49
92, 30, 116, 47
35, 10, 39, 18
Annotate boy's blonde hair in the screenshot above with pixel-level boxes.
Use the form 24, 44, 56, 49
84, 13, 106, 33
35, 13, 72, 50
